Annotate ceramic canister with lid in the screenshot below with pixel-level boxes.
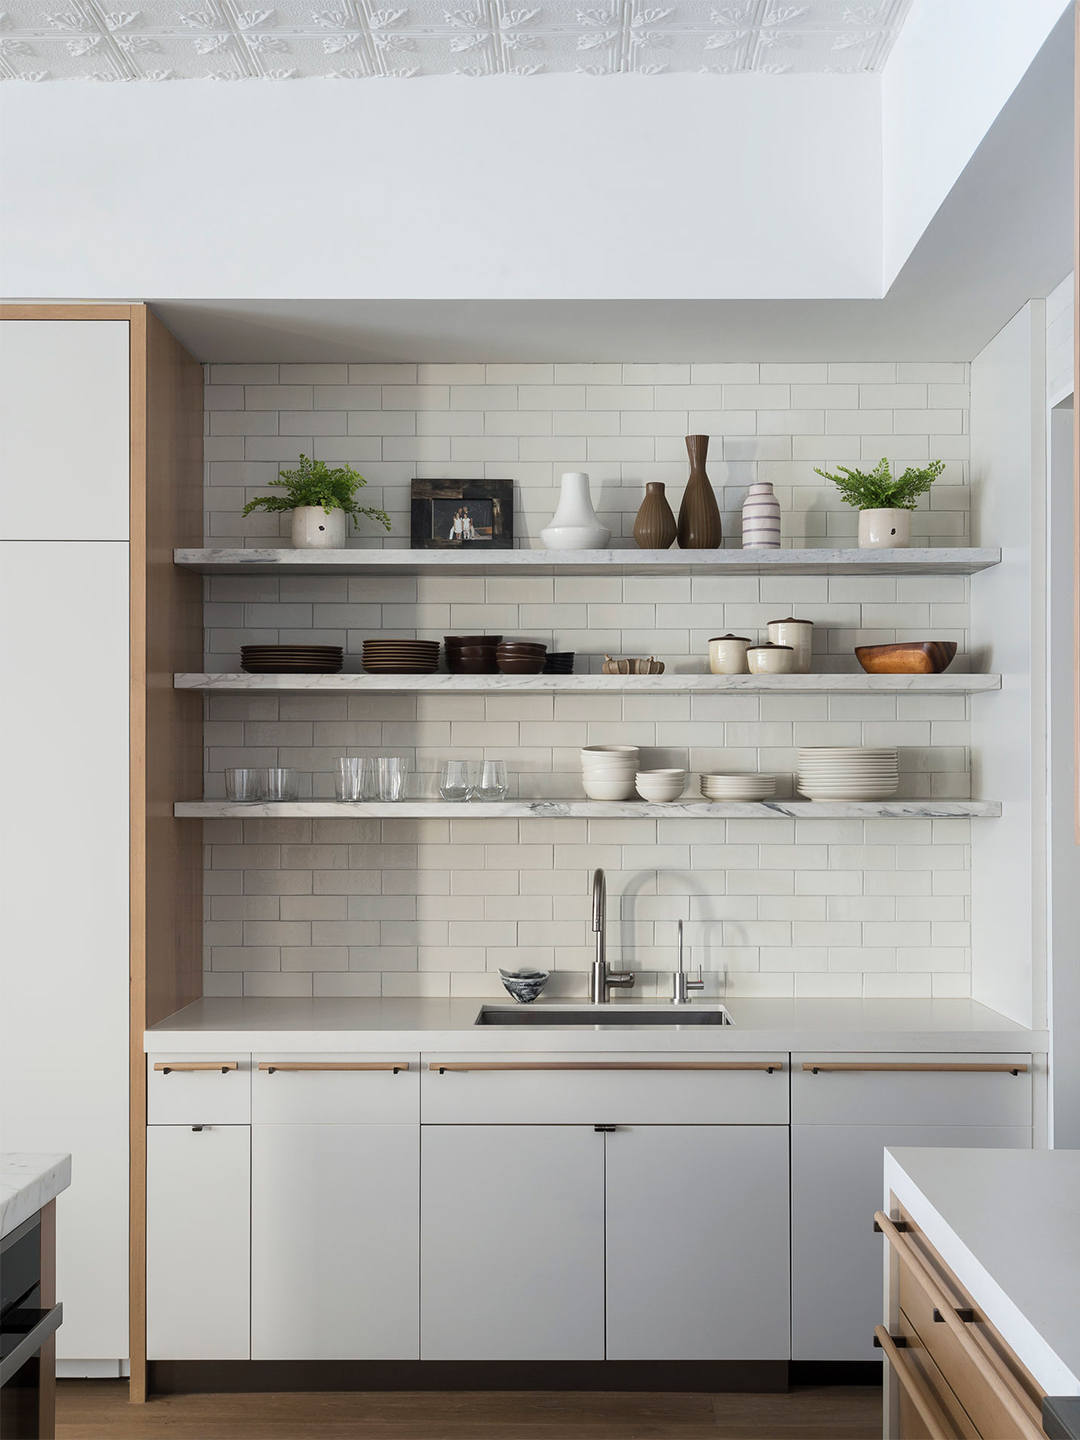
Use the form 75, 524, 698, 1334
708, 634, 752, 675
746, 642, 794, 675
767, 617, 813, 674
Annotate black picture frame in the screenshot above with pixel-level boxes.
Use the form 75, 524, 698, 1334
410, 478, 514, 550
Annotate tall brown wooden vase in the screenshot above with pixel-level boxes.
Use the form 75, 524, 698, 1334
677, 434, 722, 549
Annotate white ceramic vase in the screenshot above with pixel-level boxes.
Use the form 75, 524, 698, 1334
858, 508, 910, 549
741, 480, 781, 549
541, 472, 610, 550
292, 506, 346, 549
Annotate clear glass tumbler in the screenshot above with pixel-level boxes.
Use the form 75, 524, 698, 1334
334, 756, 370, 802
263, 767, 300, 802
472, 759, 508, 802
225, 768, 263, 803
439, 760, 473, 802
376, 755, 410, 802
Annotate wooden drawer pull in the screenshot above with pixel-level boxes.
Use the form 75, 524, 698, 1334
429, 1061, 783, 1074
258, 1062, 409, 1074
874, 1212, 1044, 1440
154, 1062, 238, 1074
804, 1062, 1028, 1074
873, 1325, 953, 1440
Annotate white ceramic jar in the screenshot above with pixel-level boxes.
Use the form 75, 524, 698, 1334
292, 505, 346, 549
708, 634, 752, 675
746, 642, 794, 675
767, 617, 813, 674
858, 508, 911, 549
540, 473, 611, 550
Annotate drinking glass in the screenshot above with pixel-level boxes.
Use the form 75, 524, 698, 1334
472, 759, 508, 802
334, 756, 370, 802
376, 755, 410, 802
263, 767, 299, 802
439, 760, 473, 802
225, 768, 263, 803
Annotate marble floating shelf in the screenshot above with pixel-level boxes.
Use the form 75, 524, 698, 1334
177, 671, 1001, 695
176, 800, 1002, 820
174, 546, 1001, 578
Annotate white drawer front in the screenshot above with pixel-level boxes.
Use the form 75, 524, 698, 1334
251, 1053, 420, 1124
791, 1052, 1033, 1128
420, 1052, 788, 1126
147, 1053, 251, 1125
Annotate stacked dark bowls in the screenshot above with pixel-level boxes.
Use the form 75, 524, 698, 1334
362, 638, 440, 674
543, 652, 575, 674
444, 635, 502, 674
241, 644, 343, 674
496, 640, 548, 675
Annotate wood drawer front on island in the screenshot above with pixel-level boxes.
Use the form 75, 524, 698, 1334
420, 1053, 788, 1126
251, 1122, 419, 1361
791, 1054, 1033, 1127
894, 1309, 981, 1440
147, 1054, 251, 1125
251, 1054, 419, 1125
421, 1124, 606, 1361
146, 1125, 250, 1360
605, 1125, 790, 1362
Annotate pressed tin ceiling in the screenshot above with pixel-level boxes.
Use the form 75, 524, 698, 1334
0, 0, 912, 81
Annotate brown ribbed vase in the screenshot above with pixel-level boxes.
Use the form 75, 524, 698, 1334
677, 434, 722, 549
633, 481, 678, 549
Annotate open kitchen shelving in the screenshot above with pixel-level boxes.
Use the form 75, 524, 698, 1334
176, 800, 1001, 820
177, 672, 1000, 695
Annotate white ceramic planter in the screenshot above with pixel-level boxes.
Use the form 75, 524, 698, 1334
858, 508, 910, 549
540, 472, 611, 550
292, 506, 346, 549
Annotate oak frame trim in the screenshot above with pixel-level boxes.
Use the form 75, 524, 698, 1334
429, 1060, 783, 1072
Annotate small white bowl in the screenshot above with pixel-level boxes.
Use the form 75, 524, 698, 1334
582, 778, 638, 800
637, 787, 686, 803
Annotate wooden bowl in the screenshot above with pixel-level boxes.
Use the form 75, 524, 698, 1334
855, 642, 958, 675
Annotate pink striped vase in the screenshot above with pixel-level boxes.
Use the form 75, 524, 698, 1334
740, 481, 781, 549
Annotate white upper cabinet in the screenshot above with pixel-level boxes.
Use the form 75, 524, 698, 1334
0, 320, 130, 540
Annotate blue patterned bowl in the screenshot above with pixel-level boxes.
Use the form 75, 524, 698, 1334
499, 968, 550, 1004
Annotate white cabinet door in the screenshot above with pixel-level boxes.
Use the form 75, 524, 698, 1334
251, 1124, 419, 1360
0, 320, 130, 540
0, 540, 129, 1360
146, 1126, 250, 1360
790, 1123, 1031, 1361
420, 1126, 605, 1360
605, 1126, 790, 1361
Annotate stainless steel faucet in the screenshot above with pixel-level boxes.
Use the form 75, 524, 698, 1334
589, 868, 635, 1003
670, 920, 704, 1004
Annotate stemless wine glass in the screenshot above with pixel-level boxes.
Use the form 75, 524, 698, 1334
472, 759, 508, 802
263, 768, 299, 802
438, 760, 473, 802
334, 756, 370, 802
224, 768, 263, 803
376, 755, 410, 802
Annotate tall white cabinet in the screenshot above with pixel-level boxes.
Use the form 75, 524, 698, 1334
0, 319, 131, 1363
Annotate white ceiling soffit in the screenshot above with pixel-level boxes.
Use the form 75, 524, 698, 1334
151, 4, 1074, 362
0, 0, 913, 82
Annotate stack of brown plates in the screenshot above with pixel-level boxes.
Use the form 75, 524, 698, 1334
241, 644, 343, 674
496, 640, 548, 675
362, 638, 440, 674
445, 635, 502, 675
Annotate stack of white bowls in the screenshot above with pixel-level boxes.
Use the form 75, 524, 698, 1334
636, 769, 687, 802
699, 773, 777, 802
797, 747, 899, 802
581, 745, 639, 800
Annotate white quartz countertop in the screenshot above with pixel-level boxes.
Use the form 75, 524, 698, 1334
0, 1153, 71, 1241
885, 1147, 1080, 1395
145, 996, 1043, 1055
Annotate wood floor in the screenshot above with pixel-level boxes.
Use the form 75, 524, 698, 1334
57, 1380, 883, 1439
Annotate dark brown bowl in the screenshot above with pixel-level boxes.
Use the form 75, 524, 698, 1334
497, 643, 547, 655
445, 635, 502, 646
855, 641, 958, 675
497, 658, 546, 674
454, 655, 500, 674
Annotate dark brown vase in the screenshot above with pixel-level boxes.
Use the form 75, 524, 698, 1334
677, 434, 722, 549
633, 481, 677, 549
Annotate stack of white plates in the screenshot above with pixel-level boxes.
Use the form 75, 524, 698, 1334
581, 745, 639, 801
699, 773, 777, 802
797, 747, 899, 801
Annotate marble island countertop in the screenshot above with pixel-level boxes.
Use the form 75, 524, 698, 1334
145, 996, 1044, 1055
885, 1147, 1080, 1396
1, 1153, 71, 1240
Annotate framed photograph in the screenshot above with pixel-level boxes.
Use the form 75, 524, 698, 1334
410, 478, 514, 550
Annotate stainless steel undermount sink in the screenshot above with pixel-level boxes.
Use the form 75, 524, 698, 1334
475, 1005, 733, 1026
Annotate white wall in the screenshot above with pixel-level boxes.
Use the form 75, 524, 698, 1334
0, 76, 881, 301
882, 0, 1070, 290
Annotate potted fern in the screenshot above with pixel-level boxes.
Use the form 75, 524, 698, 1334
242, 454, 391, 549
813, 457, 945, 549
